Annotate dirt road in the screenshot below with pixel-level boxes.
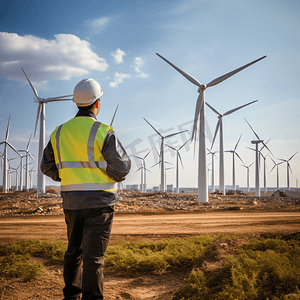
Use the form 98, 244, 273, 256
1, 211, 299, 245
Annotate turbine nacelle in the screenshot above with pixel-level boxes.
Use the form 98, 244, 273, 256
198, 84, 206, 92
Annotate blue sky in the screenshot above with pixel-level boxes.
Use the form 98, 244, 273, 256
1, 0, 299, 190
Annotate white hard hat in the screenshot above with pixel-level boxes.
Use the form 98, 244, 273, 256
73, 78, 103, 107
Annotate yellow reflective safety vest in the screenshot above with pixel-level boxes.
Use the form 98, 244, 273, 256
50, 117, 117, 192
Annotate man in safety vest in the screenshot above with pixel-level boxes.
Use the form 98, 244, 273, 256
41, 78, 131, 300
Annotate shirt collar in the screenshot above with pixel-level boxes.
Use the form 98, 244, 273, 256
75, 110, 97, 120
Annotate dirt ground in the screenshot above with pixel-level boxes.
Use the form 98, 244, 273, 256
0, 188, 300, 299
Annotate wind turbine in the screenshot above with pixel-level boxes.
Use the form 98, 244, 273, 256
156, 53, 266, 202
21, 68, 72, 194
244, 118, 271, 197
18, 134, 36, 191
247, 139, 270, 194
133, 148, 152, 192
0, 115, 22, 193
277, 152, 298, 191
207, 148, 218, 193
225, 134, 244, 191
166, 139, 190, 193
241, 161, 254, 193
206, 100, 257, 194
144, 118, 187, 192
269, 157, 283, 190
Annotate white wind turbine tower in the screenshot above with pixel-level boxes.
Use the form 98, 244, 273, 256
133, 149, 152, 192
269, 157, 283, 190
22, 68, 72, 194
207, 148, 218, 193
244, 118, 271, 197
18, 134, 36, 191
225, 134, 244, 191
144, 118, 187, 192
157, 53, 266, 202
247, 139, 270, 194
0, 115, 22, 193
206, 100, 257, 194
241, 162, 254, 193
166, 139, 190, 193
277, 152, 298, 191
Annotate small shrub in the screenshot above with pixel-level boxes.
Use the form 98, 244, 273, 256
0, 253, 44, 281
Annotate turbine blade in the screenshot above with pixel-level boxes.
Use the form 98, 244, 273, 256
261, 142, 272, 156
28, 152, 37, 164
165, 130, 188, 139
210, 118, 221, 150
223, 100, 258, 116
144, 148, 153, 159
34, 103, 42, 137
21, 68, 40, 101
235, 152, 244, 164
166, 144, 177, 151
5, 115, 11, 141
246, 147, 255, 152
43, 97, 73, 103
206, 102, 221, 116
178, 152, 184, 169
135, 167, 143, 173
151, 161, 160, 168
288, 151, 298, 161
206, 56, 267, 88
110, 105, 119, 127
234, 134, 242, 151
178, 138, 190, 151
132, 155, 143, 160
26, 134, 32, 150
244, 118, 260, 140
7, 141, 21, 157
259, 138, 271, 152
143, 118, 163, 138
288, 162, 293, 175
191, 90, 203, 141
156, 53, 202, 87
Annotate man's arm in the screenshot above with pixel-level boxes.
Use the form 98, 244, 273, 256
102, 131, 131, 182
40, 141, 61, 182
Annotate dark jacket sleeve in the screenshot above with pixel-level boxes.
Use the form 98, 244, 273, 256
40, 140, 61, 182
102, 130, 131, 182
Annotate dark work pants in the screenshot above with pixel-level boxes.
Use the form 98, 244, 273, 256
63, 207, 114, 300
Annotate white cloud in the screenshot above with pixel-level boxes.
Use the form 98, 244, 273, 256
109, 72, 131, 87
88, 17, 111, 32
111, 48, 126, 64
0, 32, 109, 82
133, 57, 149, 78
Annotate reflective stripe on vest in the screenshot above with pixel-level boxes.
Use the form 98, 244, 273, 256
53, 119, 117, 192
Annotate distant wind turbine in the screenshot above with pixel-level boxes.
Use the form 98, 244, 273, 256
18, 134, 36, 191
0, 115, 22, 193
133, 148, 152, 192
22, 68, 72, 194
207, 148, 218, 193
144, 118, 187, 192
241, 162, 254, 192
277, 152, 298, 191
225, 134, 244, 191
269, 157, 283, 190
206, 100, 257, 194
244, 118, 271, 197
157, 53, 266, 202
247, 138, 270, 194
166, 139, 190, 193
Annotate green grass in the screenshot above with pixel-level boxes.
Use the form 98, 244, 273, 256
173, 233, 300, 300
105, 235, 215, 275
1, 232, 300, 300
0, 239, 67, 281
